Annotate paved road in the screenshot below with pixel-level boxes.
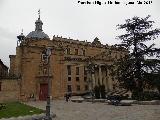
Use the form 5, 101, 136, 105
26, 100, 160, 120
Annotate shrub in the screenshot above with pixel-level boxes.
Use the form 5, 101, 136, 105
132, 91, 160, 100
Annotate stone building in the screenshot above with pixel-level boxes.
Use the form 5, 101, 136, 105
0, 59, 8, 95
9, 13, 126, 101
0, 60, 19, 102
0, 59, 8, 78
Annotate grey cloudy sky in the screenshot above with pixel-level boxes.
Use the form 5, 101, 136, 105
0, 0, 160, 66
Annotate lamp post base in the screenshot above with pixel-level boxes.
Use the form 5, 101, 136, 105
44, 116, 52, 120
46, 96, 52, 120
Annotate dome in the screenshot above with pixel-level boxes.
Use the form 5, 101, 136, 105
26, 30, 49, 39
26, 11, 49, 39
35, 19, 43, 23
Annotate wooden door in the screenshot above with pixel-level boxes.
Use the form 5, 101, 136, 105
39, 84, 48, 100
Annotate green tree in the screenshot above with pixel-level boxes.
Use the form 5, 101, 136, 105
114, 15, 160, 100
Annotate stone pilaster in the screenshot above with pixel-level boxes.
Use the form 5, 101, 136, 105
99, 65, 102, 85
92, 73, 96, 88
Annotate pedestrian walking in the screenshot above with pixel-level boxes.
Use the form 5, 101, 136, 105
65, 93, 69, 102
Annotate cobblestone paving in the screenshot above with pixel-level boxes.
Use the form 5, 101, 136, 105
26, 100, 160, 120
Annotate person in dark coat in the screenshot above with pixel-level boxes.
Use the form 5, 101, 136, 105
65, 93, 69, 102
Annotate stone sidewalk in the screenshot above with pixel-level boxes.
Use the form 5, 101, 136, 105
25, 100, 160, 120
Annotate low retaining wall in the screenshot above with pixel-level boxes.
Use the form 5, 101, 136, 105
137, 100, 160, 105
0, 113, 56, 120
0, 79, 20, 102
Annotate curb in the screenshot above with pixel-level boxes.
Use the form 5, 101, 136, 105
0, 113, 56, 120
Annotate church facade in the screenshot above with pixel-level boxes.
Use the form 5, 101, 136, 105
9, 14, 126, 101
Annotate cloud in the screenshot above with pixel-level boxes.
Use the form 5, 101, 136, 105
0, 0, 5, 9
0, 27, 15, 39
153, 0, 160, 13
0, 0, 4, 4
0, 27, 17, 67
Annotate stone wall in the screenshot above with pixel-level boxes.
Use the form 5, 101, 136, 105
0, 79, 20, 102
9, 55, 16, 76
0, 59, 8, 77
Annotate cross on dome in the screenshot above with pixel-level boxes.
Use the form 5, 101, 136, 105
38, 9, 41, 19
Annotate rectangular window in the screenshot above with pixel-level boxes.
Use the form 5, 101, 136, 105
68, 77, 71, 81
75, 49, 78, 55
84, 77, 87, 82
76, 77, 79, 82
82, 49, 85, 56
67, 85, 72, 92
0, 82, 2, 91
85, 85, 88, 91
76, 85, 80, 91
67, 65, 71, 75
76, 67, 79, 75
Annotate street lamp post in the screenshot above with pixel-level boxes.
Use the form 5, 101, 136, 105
42, 47, 52, 120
